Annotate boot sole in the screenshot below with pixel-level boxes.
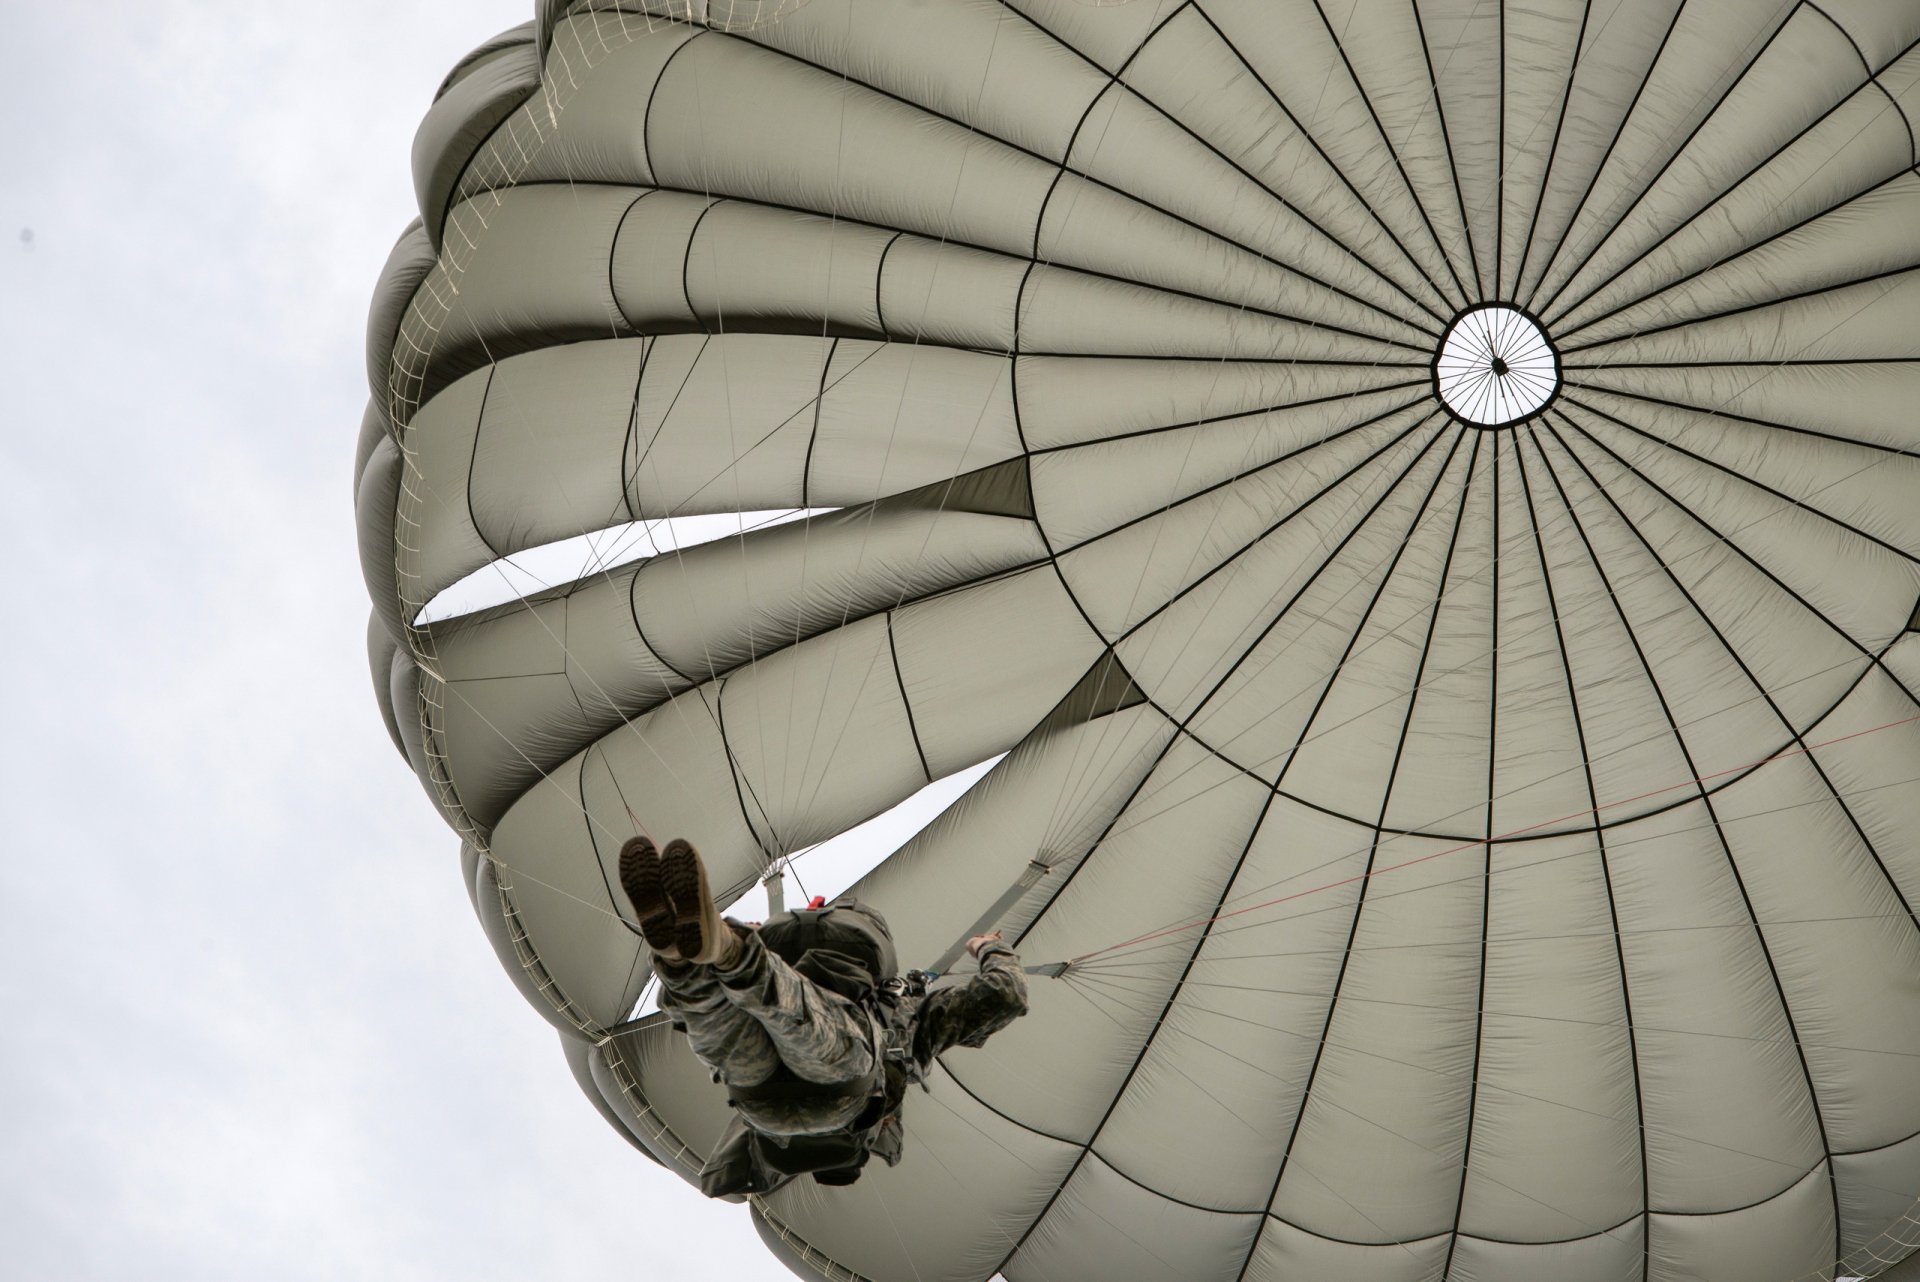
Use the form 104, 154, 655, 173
618, 836, 678, 954
660, 838, 708, 961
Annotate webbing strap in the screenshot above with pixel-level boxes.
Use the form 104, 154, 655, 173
928, 860, 1051, 975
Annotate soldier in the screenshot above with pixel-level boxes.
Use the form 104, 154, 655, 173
620, 836, 1030, 1197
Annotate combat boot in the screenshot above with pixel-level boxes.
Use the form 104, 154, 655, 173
618, 835, 680, 959
660, 837, 738, 966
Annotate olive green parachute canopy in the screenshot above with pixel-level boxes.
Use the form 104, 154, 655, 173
356, 2, 1920, 1278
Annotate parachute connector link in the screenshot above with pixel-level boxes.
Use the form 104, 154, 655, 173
761, 862, 787, 916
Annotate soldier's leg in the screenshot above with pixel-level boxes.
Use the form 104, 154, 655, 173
630, 836, 871, 1089
654, 950, 784, 1089
625, 835, 784, 1086
711, 928, 875, 1089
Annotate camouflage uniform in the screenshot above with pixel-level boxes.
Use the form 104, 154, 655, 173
656, 924, 880, 1136
656, 925, 1030, 1197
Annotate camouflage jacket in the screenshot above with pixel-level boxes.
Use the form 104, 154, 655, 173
700, 943, 1030, 1197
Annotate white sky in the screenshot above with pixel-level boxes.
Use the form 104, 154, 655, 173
0, 4, 802, 1278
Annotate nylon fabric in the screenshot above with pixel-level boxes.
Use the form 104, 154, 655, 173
362, 4, 1920, 1279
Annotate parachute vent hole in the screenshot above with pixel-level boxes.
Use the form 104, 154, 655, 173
1433, 304, 1560, 428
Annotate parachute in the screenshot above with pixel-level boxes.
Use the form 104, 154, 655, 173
355, 3, 1920, 1279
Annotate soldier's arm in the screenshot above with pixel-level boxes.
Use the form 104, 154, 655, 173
915, 934, 1030, 1060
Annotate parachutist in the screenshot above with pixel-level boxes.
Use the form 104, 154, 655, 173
619, 836, 1029, 1197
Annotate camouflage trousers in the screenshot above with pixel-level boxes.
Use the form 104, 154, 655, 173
656, 924, 878, 1136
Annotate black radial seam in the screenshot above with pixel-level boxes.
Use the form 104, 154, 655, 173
1569, 356, 1919, 368
1057, 394, 1432, 562
1033, 235, 1436, 352
1021, 1, 1382, 351
1511, 0, 1596, 304
932, 1053, 1298, 1271
1553, 159, 1920, 346
1132, 417, 1455, 724
998, 401, 1420, 790
994, 979, 1913, 1233
918, 629, 1903, 857
495, 150, 1441, 348
1545, 33, 1920, 336
627, 580, 699, 688
1240, 428, 1478, 1270
1517, 0, 1688, 313
1440, 429, 1493, 1280
606, 189, 657, 334
1807, 4, 1918, 163
631, 331, 708, 491
1019, 413, 1453, 984
799, 336, 839, 508
1049, 159, 1441, 344
619, 338, 653, 523
1494, 0, 1505, 301
558, 585, 591, 721
1560, 379, 1920, 457
573, 728, 624, 918
462, 366, 505, 562
1304, 0, 1474, 307
1021, 350, 1430, 365
1531, 417, 1843, 1271
709, 679, 778, 859
1188, 5, 1457, 319
639, 28, 704, 180
981, 1, 1445, 343
1071, 408, 1437, 668
998, 724, 1181, 965
1531, 5, 1802, 324
991, 423, 1458, 1274
677, 196, 723, 333
1067, 958, 1618, 1246
1004, 0, 1455, 326
1068, 91, 1445, 331
981, 726, 1190, 1275
1561, 391, 1920, 565
884, 609, 933, 784
950, 1019, 1920, 1218
1114, 425, 1477, 1279
870, 232, 903, 341
1027, 376, 1432, 457
1244, 426, 1482, 1274
445, 669, 567, 685
1409, 0, 1486, 300
1552, 411, 1920, 710
1545, 413, 1920, 936
1560, 263, 1920, 356
1511, 429, 1651, 1280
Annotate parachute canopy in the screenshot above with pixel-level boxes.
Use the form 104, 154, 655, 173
356, 3, 1920, 1279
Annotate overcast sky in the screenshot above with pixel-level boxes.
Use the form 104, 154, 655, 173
1, 4, 793, 1278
